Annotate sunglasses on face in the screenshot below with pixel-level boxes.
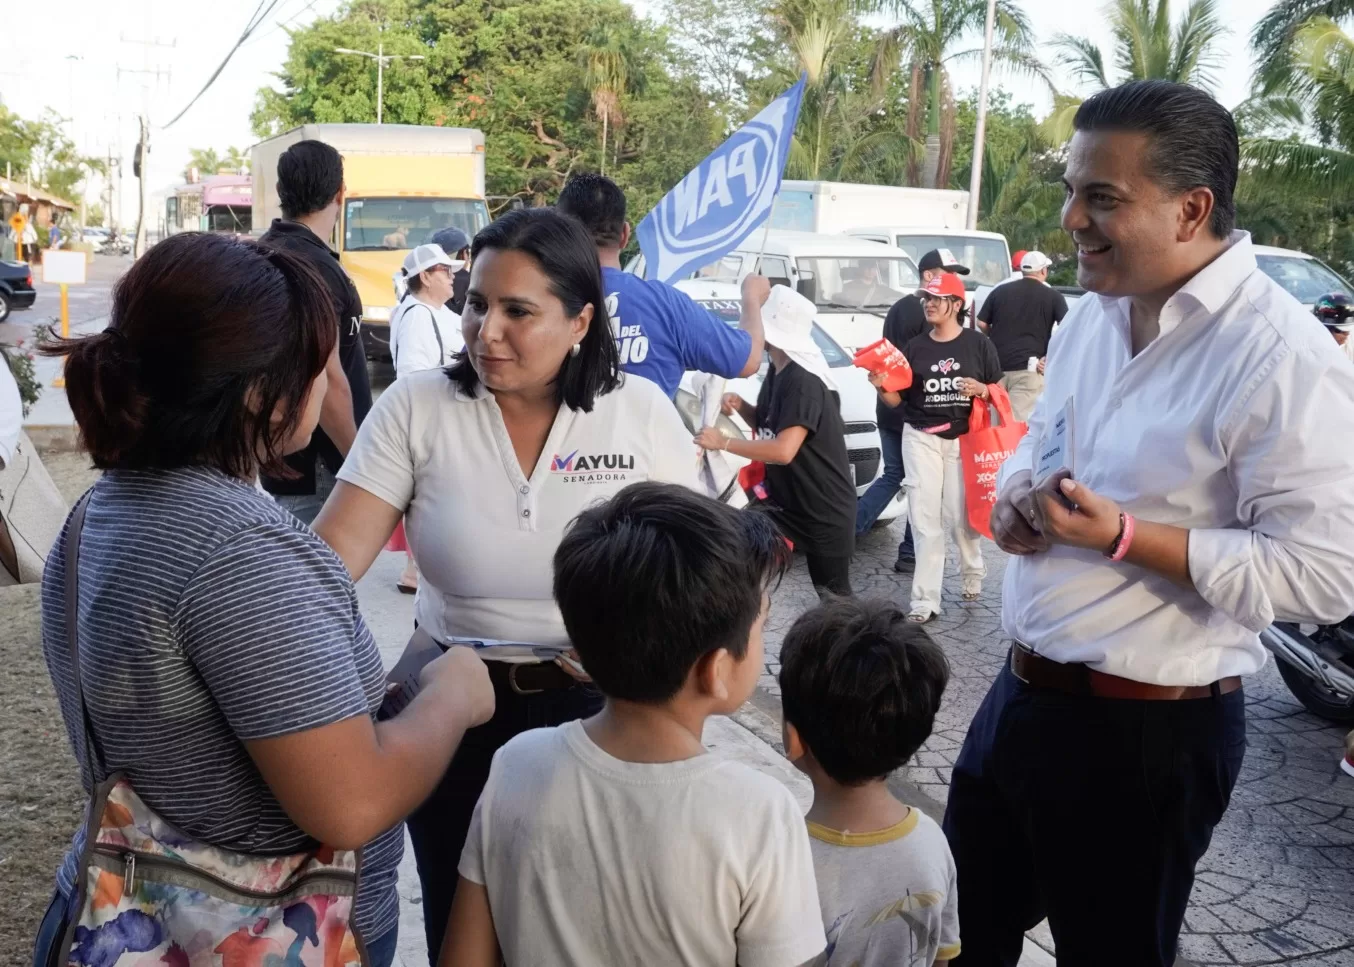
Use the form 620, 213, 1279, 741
920, 294, 958, 306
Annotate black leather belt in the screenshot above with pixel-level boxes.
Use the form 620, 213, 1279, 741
1012, 642, 1242, 701
486, 658, 579, 695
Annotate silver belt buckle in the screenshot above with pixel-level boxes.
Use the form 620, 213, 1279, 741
508, 662, 546, 696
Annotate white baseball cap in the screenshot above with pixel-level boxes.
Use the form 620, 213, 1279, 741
402, 244, 462, 279
1020, 251, 1053, 273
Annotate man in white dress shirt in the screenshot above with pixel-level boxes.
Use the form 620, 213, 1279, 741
942, 81, 1354, 967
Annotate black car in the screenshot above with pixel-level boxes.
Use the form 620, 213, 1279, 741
0, 260, 37, 323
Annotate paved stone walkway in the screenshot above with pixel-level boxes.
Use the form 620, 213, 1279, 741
756, 518, 1354, 966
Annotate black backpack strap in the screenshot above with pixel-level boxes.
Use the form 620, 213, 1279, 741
63, 493, 102, 787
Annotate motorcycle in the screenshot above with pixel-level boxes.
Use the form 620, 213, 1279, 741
1260, 617, 1354, 722
99, 234, 132, 256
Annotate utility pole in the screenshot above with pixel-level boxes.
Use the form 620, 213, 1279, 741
134, 116, 149, 257
966, 0, 998, 231
120, 29, 175, 256
334, 43, 425, 124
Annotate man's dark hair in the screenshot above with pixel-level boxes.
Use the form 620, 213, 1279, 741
276, 140, 344, 220
555, 172, 627, 249
40, 232, 336, 478
779, 597, 949, 786
554, 482, 791, 703
449, 207, 621, 412
1073, 80, 1237, 239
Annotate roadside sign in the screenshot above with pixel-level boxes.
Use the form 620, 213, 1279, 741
8, 213, 26, 234
42, 250, 87, 285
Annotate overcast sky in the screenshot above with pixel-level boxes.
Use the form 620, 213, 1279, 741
1, 0, 1277, 225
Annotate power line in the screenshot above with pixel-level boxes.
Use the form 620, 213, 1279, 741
160, 0, 286, 129
243, 0, 328, 50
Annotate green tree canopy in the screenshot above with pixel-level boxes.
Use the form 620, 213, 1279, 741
0, 104, 105, 202
253, 0, 726, 213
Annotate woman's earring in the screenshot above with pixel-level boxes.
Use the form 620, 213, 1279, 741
570, 343, 582, 357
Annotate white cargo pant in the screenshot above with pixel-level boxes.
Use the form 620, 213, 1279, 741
900, 424, 985, 616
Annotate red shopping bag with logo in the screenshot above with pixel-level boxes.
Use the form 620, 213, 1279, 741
851, 338, 914, 391
960, 384, 1027, 539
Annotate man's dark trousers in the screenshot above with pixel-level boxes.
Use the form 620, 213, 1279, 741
943, 655, 1246, 966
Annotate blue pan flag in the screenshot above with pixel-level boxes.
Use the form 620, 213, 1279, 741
636, 75, 806, 284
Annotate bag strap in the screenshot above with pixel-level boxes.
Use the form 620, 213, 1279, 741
424, 304, 445, 364
985, 383, 1019, 427
63, 493, 103, 786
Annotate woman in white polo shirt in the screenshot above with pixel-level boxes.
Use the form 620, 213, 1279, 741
313, 207, 697, 959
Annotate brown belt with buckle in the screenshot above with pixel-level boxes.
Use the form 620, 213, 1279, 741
1011, 642, 1242, 700
486, 658, 580, 696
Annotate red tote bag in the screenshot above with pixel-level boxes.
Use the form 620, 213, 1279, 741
960, 384, 1028, 540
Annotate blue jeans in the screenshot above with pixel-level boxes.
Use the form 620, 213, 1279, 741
855, 428, 913, 554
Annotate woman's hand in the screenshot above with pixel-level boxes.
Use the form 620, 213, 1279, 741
1034, 474, 1123, 554
693, 427, 728, 451
721, 392, 743, 416
420, 645, 496, 729
958, 378, 989, 399
867, 370, 886, 389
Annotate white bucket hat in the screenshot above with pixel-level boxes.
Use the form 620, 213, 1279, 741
761, 285, 835, 389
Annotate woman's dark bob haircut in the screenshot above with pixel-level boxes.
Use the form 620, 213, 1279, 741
40, 232, 337, 478
447, 207, 622, 412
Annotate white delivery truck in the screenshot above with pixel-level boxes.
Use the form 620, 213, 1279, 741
765, 181, 1013, 305
769, 181, 971, 233
251, 123, 490, 359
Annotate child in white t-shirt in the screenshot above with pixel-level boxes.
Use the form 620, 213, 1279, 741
779, 597, 959, 967
442, 482, 827, 967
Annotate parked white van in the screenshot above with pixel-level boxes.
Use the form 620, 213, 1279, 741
845, 226, 1013, 295
626, 229, 919, 353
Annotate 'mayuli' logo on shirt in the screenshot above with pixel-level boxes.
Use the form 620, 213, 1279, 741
932, 358, 960, 374
551, 450, 637, 484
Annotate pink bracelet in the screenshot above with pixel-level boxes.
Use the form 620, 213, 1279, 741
1108, 513, 1136, 562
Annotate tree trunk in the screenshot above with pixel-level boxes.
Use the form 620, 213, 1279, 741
601, 113, 609, 176
921, 66, 942, 189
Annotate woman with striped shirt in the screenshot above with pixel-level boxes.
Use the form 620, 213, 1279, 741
31, 232, 494, 967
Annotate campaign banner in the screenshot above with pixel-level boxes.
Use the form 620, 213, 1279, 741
636, 75, 806, 284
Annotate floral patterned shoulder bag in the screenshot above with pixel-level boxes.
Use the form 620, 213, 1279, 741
56, 494, 369, 967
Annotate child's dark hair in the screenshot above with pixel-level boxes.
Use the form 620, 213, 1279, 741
553, 482, 790, 703
779, 597, 949, 785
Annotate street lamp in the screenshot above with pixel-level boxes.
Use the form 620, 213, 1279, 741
334, 44, 426, 125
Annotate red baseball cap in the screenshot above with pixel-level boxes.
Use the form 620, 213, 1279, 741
918, 272, 966, 300
1011, 249, 1028, 271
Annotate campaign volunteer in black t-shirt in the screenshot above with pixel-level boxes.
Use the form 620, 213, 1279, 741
259, 140, 373, 523
859, 248, 972, 570
882, 272, 1001, 623
976, 250, 1067, 421
695, 287, 856, 596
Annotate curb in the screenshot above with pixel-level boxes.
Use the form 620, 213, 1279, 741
24, 425, 81, 453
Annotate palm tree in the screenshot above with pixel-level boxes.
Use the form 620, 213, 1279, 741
767, 0, 919, 183
581, 30, 631, 175
184, 148, 222, 181
1242, 18, 1354, 196
868, 0, 1048, 189
1252, 0, 1354, 95
1044, 0, 1227, 143
974, 141, 1068, 255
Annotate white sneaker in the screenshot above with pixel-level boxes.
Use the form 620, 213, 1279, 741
1342, 731, 1354, 778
